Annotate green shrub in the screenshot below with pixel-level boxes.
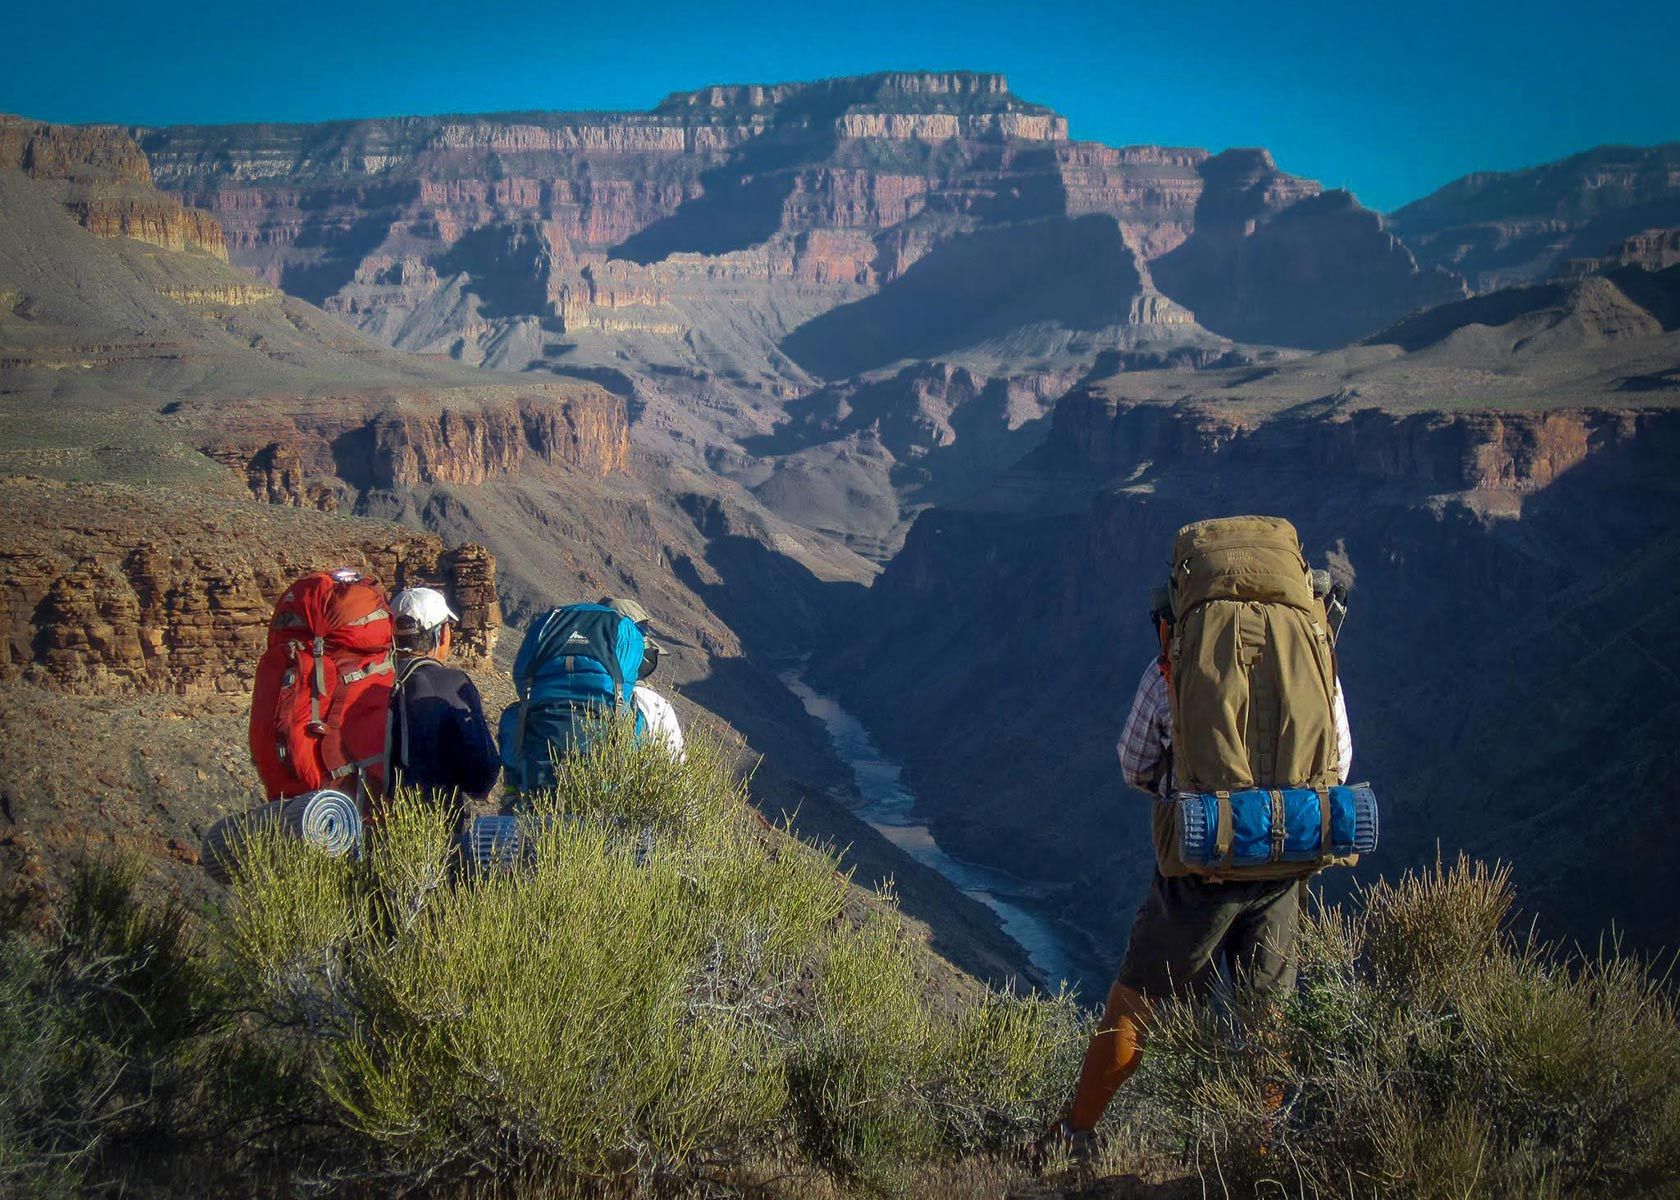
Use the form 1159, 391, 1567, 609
225, 719, 1083, 1193
1125, 854, 1680, 1199
0, 857, 294, 1196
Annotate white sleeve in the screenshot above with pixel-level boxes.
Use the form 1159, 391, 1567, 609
635, 687, 686, 762
1333, 680, 1353, 783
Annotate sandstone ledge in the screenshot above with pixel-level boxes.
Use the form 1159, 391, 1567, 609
0, 478, 500, 695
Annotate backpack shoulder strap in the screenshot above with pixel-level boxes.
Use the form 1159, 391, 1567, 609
390, 656, 439, 782
396, 655, 438, 687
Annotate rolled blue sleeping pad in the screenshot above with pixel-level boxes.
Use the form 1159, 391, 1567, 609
459, 814, 657, 872
461, 815, 547, 871
1176, 785, 1378, 867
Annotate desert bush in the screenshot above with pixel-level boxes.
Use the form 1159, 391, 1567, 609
224, 718, 1083, 1194
1125, 854, 1680, 1199
0, 857, 296, 1197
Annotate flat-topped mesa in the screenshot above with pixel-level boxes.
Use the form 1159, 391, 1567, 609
655, 71, 1066, 142
0, 115, 227, 258
656, 71, 1016, 114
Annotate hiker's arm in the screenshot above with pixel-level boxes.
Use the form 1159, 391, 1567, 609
451, 678, 502, 798
1333, 679, 1353, 782
1116, 663, 1171, 797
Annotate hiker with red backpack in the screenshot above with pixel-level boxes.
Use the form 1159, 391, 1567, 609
249, 568, 399, 811
1040, 516, 1377, 1159
387, 587, 500, 812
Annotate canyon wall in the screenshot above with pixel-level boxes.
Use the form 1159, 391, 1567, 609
0, 478, 502, 694
1, 115, 227, 257
132, 72, 1456, 368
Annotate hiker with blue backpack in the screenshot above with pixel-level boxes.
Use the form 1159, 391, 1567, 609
498, 596, 682, 797
1038, 516, 1377, 1161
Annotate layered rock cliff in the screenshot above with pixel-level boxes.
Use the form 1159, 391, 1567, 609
1048, 391, 1675, 493
0, 115, 226, 258
0, 478, 501, 693
1560, 226, 1680, 277
133, 72, 1456, 380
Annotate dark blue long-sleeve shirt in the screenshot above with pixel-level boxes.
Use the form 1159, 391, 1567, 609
390, 657, 500, 806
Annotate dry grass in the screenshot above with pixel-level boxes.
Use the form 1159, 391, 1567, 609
1118, 854, 1680, 1199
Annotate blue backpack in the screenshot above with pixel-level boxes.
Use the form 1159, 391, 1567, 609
498, 604, 646, 794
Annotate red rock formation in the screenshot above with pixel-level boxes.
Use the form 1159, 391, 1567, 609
1, 116, 227, 258
0, 478, 502, 694
198, 384, 628, 500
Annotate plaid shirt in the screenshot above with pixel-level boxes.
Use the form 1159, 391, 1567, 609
1116, 660, 1353, 797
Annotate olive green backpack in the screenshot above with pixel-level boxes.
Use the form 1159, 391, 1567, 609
1151, 516, 1350, 881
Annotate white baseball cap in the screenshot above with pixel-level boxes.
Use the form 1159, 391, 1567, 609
392, 587, 459, 633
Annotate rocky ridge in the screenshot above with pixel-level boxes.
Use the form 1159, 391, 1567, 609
1390, 142, 1680, 291
0, 477, 501, 693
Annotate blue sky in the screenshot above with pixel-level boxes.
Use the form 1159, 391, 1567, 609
4, 0, 1675, 212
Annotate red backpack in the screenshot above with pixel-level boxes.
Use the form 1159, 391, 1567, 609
249, 569, 396, 808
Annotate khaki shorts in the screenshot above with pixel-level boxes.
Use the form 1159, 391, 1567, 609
1115, 871, 1301, 1003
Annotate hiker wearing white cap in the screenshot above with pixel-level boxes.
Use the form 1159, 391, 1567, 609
599, 596, 686, 762
388, 586, 500, 809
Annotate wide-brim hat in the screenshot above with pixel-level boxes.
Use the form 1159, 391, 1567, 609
599, 595, 652, 627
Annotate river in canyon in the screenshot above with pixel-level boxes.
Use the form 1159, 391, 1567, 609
781, 668, 1105, 997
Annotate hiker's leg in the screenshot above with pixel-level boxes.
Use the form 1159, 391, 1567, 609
1064, 874, 1230, 1132
1225, 879, 1302, 1006
1225, 880, 1303, 1110
1066, 975, 1150, 1131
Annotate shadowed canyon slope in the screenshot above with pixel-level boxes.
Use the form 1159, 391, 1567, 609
811, 263, 1680, 960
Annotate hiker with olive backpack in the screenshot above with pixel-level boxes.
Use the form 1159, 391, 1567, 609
1041, 515, 1377, 1158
